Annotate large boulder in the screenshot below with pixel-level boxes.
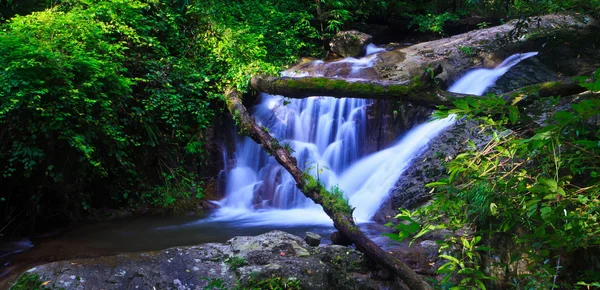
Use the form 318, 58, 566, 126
330, 30, 373, 58
13, 231, 396, 290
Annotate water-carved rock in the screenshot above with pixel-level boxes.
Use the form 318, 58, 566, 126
330, 30, 373, 58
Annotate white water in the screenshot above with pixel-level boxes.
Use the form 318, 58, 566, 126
365, 43, 386, 56
448, 52, 538, 95
211, 51, 538, 227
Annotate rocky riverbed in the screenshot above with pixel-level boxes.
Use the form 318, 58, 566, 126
12, 231, 420, 290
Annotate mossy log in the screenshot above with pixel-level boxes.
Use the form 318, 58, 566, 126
250, 75, 453, 107
251, 75, 587, 107
225, 88, 433, 290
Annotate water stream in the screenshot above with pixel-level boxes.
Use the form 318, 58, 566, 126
0, 50, 538, 286
211, 51, 539, 227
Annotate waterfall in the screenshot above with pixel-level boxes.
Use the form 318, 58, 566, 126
448, 52, 538, 95
214, 51, 538, 226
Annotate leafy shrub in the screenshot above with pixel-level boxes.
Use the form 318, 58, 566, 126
409, 12, 459, 34
387, 69, 600, 288
0, 0, 320, 234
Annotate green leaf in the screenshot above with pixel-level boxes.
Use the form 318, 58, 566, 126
475, 278, 487, 290
439, 254, 460, 264
425, 181, 448, 187
407, 222, 420, 234
552, 111, 574, 124
509, 106, 519, 125
540, 206, 554, 223
436, 262, 456, 274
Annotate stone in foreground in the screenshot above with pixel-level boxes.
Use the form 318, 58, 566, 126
16, 231, 402, 290
304, 232, 321, 247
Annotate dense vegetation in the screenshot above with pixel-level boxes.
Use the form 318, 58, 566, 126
0, 0, 319, 235
389, 71, 600, 288
2, 0, 600, 289
0, 0, 599, 237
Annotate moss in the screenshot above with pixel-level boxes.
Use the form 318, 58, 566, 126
10, 273, 47, 290
284, 77, 427, 102
540, 81, 562, 89
302, 174, 352, 215
242, 275, 301, 290
270, 137, 282, 150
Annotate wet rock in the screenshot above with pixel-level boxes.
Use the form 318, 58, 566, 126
16, 231, 388, 290
331, 231, 353, 246
373, 118, 492, 223
364, 101, 432, 155
329, 30, 373, 58
377, 268, 391, 280
197, 199, 219, 211
419, 240, 440, 259
304, 232, 321, 247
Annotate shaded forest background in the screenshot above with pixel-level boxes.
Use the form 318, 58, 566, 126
0, 0, 598, 237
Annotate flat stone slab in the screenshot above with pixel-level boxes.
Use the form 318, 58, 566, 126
14, 231, 396, 290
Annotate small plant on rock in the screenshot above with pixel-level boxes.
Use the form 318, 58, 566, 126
225, 256, 247, 271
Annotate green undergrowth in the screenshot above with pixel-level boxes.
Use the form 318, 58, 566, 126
387, 68, 600, 289
225, 256, 248, 271
0, 0, 320, 235
10, 273, 62, 290
203, 276, 301, 290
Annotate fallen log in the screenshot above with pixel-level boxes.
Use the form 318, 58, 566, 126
250, 75, 587, 107
225, 88, 433, 290
250, 75, 449, 106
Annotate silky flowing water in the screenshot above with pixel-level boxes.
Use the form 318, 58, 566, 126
0, 51, 538, 287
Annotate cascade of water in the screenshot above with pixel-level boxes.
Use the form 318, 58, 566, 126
215, 51, 538, 226
448, 52, 538, 95
365, 43, 386, 56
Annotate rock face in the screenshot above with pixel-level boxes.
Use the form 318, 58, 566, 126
373, 14, 600, 223
364, 100, 432, 155
372, 14, 599, 87
17, 231, 395, 290
329, 30, 373, 58
373, 118, 492, 223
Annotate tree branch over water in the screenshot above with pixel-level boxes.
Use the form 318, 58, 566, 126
251, 75, 587, 107
225, 88, 433, 290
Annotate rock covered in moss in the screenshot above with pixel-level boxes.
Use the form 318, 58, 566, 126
329, 30, 373, 58
13, 231, 391, 290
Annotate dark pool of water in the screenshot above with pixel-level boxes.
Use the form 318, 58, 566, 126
0, 214, 392, 288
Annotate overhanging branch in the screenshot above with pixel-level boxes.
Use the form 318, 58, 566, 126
225, 88, 433, 290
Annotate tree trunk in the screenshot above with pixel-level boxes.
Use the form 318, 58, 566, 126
250, 75, 451, 107
251, 75, 586, 107
225, 88, 433, 290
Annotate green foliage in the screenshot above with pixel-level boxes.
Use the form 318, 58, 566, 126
10, 273, 45, 290
202, 275, 301, 290
384, 209, 421, 243
410, 12, 459, 34
225, 256, 247, 271
458, 46, 474, 56
203, 277, 228, 290
436, 236, 495, 289
143, 167, 204, 215
303, 170, 353, 215
389, 69, 600, 288
0, 0, 322, 234
384, 0, 600, 34
243, 276, 301, 290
